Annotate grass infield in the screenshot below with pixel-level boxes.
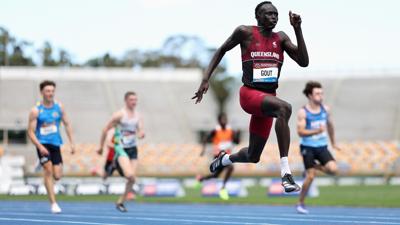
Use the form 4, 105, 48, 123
1, 185, 399, 207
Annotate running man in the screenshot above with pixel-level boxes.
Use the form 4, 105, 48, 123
296, 81, 340, 214
98, 91, 144, 212
101, 128, 120, 180
91, 129, 120, 179
197, 112, 238, 200
192, 1, 309, 192
28, 80, 76, 213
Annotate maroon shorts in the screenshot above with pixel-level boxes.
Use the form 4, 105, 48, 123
239, 85, 275, 139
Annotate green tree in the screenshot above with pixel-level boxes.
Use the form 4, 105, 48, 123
209, 75, 235, 114
85, 53, 122, 67
8, 41, 35, 66
58, 49, 72, 67
39, 41, 57, 66
0, 27, 13, 66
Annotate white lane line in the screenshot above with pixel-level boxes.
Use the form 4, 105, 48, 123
4, 204, 399, 217
0, 217, 125, 225
17, 205, 399, 220
3, 208, 400, 222
7, 206, 399, 221
1, 211, 400, 225
134, 217, 279, 225
0, 212, 278, 225
280, 214, 400, 221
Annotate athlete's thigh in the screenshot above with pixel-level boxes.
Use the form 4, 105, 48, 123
42, 161, 53, 175
50, 148, 63, 178
249, 115, 273, 140
261, 95, 290, 117
316, 147, 335, 167
117, 156, 133, 177
300, 146, 316, 170
52, 164, 63, 178
129, 159, 138, 176
324, 160, 337, 172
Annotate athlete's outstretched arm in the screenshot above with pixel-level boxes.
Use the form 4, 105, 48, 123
61, 104, 75, 154
280, 11, 309, 67
326, 106, 341, 151
27, 108, 49, 156
98, 112, 123, 154
105, 129, 115, 149
137, 114, 145, 139
200, 130, 216, 156
192, 25, 247, 104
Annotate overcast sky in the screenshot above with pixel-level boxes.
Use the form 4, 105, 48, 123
1, 0, 399, 76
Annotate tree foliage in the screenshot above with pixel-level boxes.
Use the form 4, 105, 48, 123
0, 28, 234, 114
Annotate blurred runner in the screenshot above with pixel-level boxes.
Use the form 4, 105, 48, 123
28, 80, 76, 213
296, 81, 340, 214
197, 113, 239, 200
98, 91, 144, 212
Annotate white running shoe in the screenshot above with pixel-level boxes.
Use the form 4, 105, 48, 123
51, 203, 62, 214
296, 203, 309, 214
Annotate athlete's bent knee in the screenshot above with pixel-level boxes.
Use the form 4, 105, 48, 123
306, 171, 316, 180
278, 102, 292, 120
53, 175, 62, 181
126, 175, 135, 183
327, 165, 338, 175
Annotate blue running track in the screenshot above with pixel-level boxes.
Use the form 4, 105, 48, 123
0, 201, 399, 225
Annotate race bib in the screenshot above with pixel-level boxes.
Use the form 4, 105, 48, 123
218, 141, 233, 151
122, 134, 136, 146
40, 124, 58, 136
311, 132, 326, 140
253, 62, 278, 83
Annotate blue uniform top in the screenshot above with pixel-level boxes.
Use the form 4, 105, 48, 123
35, 102, 63, 146
300, 105, 329, 148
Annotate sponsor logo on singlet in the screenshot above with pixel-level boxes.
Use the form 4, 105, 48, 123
250, 51, 280, 60
52, 112, 59, 118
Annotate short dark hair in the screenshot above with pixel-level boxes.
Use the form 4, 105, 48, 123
124, 91, 136, 100
255, 1, 272, 16
39, 80, 56, 91
303, 81, 322, 97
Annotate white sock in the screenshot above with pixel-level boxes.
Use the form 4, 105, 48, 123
280, 157, 291, 177
221, 154, 232, 166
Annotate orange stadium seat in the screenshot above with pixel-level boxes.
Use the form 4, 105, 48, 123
23, 141, 399, 177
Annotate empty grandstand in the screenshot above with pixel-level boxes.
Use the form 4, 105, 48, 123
0, 67, 399, 178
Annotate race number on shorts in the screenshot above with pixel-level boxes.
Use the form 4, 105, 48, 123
253, 62, 278, 83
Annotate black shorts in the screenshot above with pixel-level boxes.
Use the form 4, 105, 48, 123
300, 145, 335, 170
104, 160, 124, 177
124, 146, 138, 160
104, 160, 114, 176
36, 144, 63, 165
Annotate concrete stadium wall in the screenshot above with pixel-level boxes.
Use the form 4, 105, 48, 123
0, 67, 218, 146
